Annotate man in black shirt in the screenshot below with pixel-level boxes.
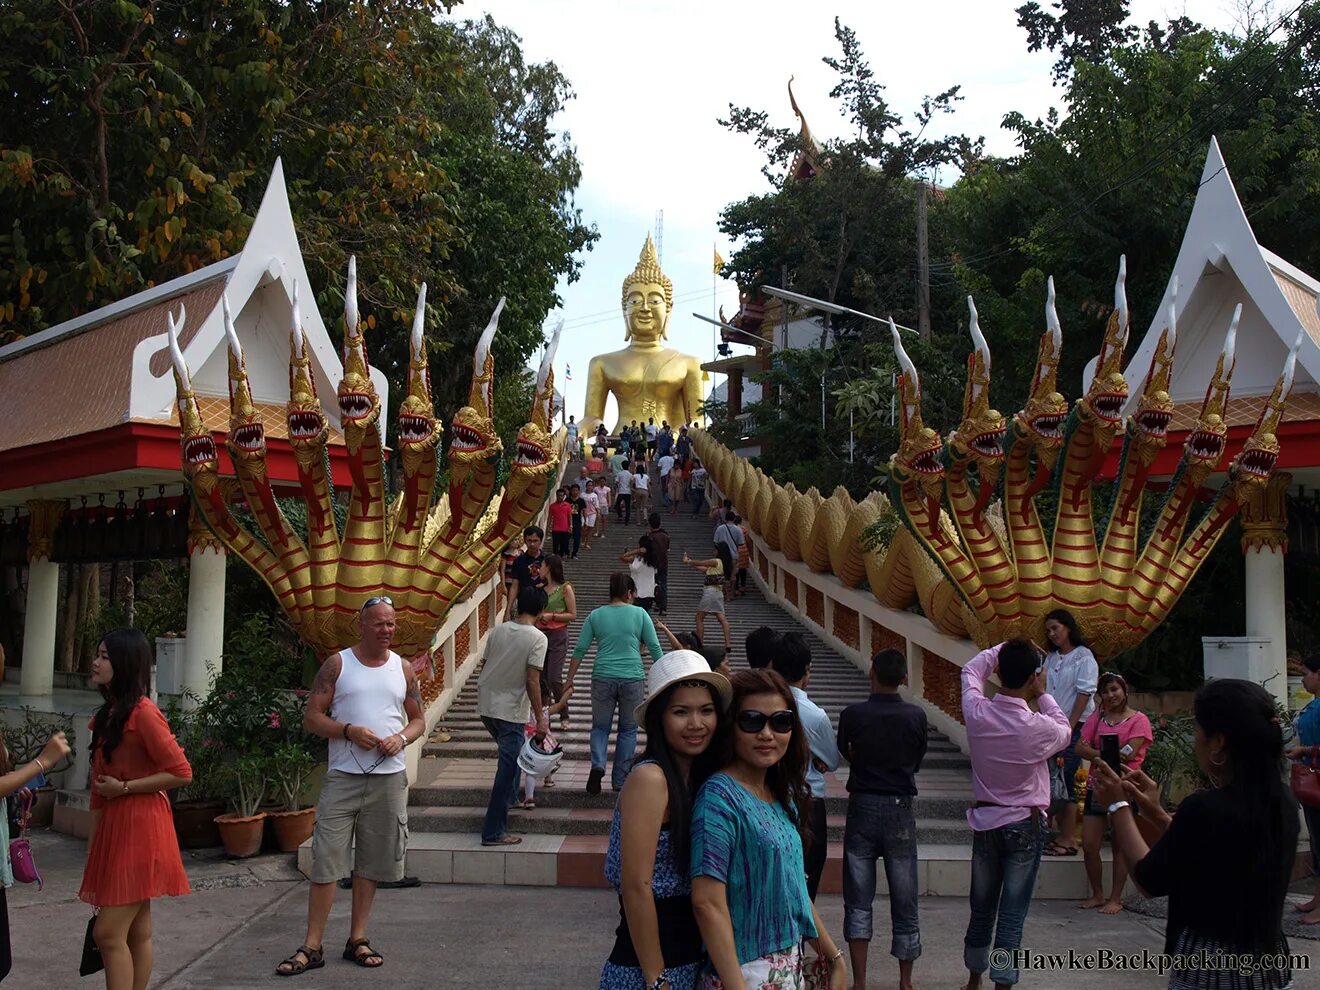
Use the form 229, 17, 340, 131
646, 513, 671, 616
506, 526, 546, 619
836, 648, 927, 990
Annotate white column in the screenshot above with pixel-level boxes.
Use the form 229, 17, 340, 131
183, 547, 226, 703
19, 557, 59, 699
1244, 545, 1288, 709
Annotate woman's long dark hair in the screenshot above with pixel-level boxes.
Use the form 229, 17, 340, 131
1044, 608, 1087, 650
636, 535, 661, 570
91, 628, 153, 764
1194, 678, 1296, 953
542, 553, 566, 585
716, 669, 813, 849
639, 679, 726, 867
713, 542, 733, 581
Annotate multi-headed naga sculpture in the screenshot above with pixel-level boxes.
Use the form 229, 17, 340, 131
694, 260, 1303, 659
167, 258, 563, 661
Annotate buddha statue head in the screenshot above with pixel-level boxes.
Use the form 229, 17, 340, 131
621, 233, 673, 344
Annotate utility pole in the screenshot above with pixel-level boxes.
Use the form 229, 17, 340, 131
916, 181, 931, 341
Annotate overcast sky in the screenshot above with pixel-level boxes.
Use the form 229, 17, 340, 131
467, 0, 1246, 426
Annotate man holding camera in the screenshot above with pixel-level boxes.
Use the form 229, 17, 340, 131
960, 639, 1072, 989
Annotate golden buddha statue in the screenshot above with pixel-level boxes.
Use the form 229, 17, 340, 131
580, 235, 704, 435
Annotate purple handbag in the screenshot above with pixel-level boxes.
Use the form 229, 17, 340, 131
9, 790, 43, 890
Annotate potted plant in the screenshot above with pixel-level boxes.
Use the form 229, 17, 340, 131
267, 741, 318, 852
214, 755, 268, 858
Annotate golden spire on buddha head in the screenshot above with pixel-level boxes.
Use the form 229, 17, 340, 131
621, 234, 673, 343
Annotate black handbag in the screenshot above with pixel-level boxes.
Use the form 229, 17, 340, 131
80, 914, 103, 977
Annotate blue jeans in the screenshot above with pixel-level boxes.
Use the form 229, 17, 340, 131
842, 795, 921, 960
964, 819, 1045, 986
590, 677, 646, 789
690, 486, 705, 515
481, 716, 523, 842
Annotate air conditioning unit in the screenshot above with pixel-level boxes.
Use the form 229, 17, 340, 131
155, 636, 187, 696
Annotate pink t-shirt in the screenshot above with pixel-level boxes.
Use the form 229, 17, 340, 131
1080, 709, 1153, 780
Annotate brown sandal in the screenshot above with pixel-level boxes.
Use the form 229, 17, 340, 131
343, 937, 383, 968
276, 945, 324, 976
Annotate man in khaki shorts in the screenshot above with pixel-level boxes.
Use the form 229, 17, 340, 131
275, 597, 425, 975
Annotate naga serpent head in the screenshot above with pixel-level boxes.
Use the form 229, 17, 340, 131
887, 318, 943, 502
1129, 280, 1178, 467
1230, 328, 1303, 489
166, 304, 220, 491
1183, 305, 1240, 482
1012, 276, 1068, 468
948, 297, 1006, 482
337, 257, 382, 446
506, 320, 563, 497
223, 294, 267, 469
449, 298, 505, 480
286, 278, 330, 466
1078, 257, 1130, 436
397, 282, 442, 467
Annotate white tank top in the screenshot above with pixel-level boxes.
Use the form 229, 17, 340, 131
328, 647, 407, 775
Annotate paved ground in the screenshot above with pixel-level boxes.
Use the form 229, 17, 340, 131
9, 831, 1317, 988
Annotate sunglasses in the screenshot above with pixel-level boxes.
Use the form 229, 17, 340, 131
736, 709, 795, 735
361, 595, 394, 612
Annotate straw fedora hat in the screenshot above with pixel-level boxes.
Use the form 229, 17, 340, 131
635, 650, 732, 723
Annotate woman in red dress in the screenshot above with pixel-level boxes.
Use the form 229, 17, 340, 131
79, 629, 192, 990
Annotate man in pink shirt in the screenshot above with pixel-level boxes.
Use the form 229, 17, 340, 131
960, 640, 1071, 989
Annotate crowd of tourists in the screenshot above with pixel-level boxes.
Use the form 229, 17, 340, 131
1, 426, 1314, 990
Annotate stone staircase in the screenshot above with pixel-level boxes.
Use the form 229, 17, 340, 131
300, 462, 1115, 896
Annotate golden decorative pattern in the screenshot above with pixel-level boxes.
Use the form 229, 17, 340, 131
921, 648, 964, 725
806, 585, 825, 626
1240, 472, 1292, 553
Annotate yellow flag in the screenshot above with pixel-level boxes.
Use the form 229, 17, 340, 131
713, 250, 725, 275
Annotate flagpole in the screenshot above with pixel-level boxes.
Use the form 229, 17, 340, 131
711, 242, 718, 416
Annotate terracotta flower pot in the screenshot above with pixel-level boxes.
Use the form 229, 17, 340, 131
214, 812, 266, 858
173, 800, 225, 849
268, 807, 316, 852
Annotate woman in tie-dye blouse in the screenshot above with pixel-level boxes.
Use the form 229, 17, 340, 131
690, 669, 846, 989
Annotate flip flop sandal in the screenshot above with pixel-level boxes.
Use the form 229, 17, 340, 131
1044, 842, 1078, 856
481, 834, 523, 846
343, 938, 383, 968
276, 945, 324, 976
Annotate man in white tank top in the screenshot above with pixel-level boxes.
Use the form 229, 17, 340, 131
275, 598, 425, 975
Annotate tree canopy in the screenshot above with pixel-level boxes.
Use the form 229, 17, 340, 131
714, 4, 1320, 681
0, 1, 596, 424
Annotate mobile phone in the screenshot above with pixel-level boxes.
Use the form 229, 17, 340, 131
1101, 734, 1122, 775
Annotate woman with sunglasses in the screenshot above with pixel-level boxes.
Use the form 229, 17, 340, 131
600, 651, 731, 990
1075, 671, 1151, 914
691, 669, 846, 989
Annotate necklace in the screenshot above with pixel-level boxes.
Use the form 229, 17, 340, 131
1102, 709, 1131, 727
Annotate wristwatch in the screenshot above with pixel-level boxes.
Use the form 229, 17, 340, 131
1106, 800, 1131, 815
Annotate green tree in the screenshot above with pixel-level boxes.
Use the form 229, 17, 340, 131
0, 1, 596, 426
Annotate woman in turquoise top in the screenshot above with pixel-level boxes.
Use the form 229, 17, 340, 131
568, 572, 665, 795
1285, 652, 1320, 926
691, 669, 846, 989
0, 726, 71, 982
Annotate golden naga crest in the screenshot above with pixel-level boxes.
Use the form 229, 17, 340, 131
695, 259, 1304, 660
169, 257, 561, 664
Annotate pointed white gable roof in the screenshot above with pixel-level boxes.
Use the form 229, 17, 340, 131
127, 159, 390, 437
1121, 137, 1319, 409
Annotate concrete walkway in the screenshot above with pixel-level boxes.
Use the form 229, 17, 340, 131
10, 831, 1316, 989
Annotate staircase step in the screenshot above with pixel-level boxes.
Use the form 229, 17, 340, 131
408, 805, 973, 843
297, 832, 1123, 898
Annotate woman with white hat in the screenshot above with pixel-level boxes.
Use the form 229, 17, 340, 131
598, 651, 731, 990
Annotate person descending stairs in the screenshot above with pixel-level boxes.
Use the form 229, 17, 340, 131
407, 466, 978, 891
